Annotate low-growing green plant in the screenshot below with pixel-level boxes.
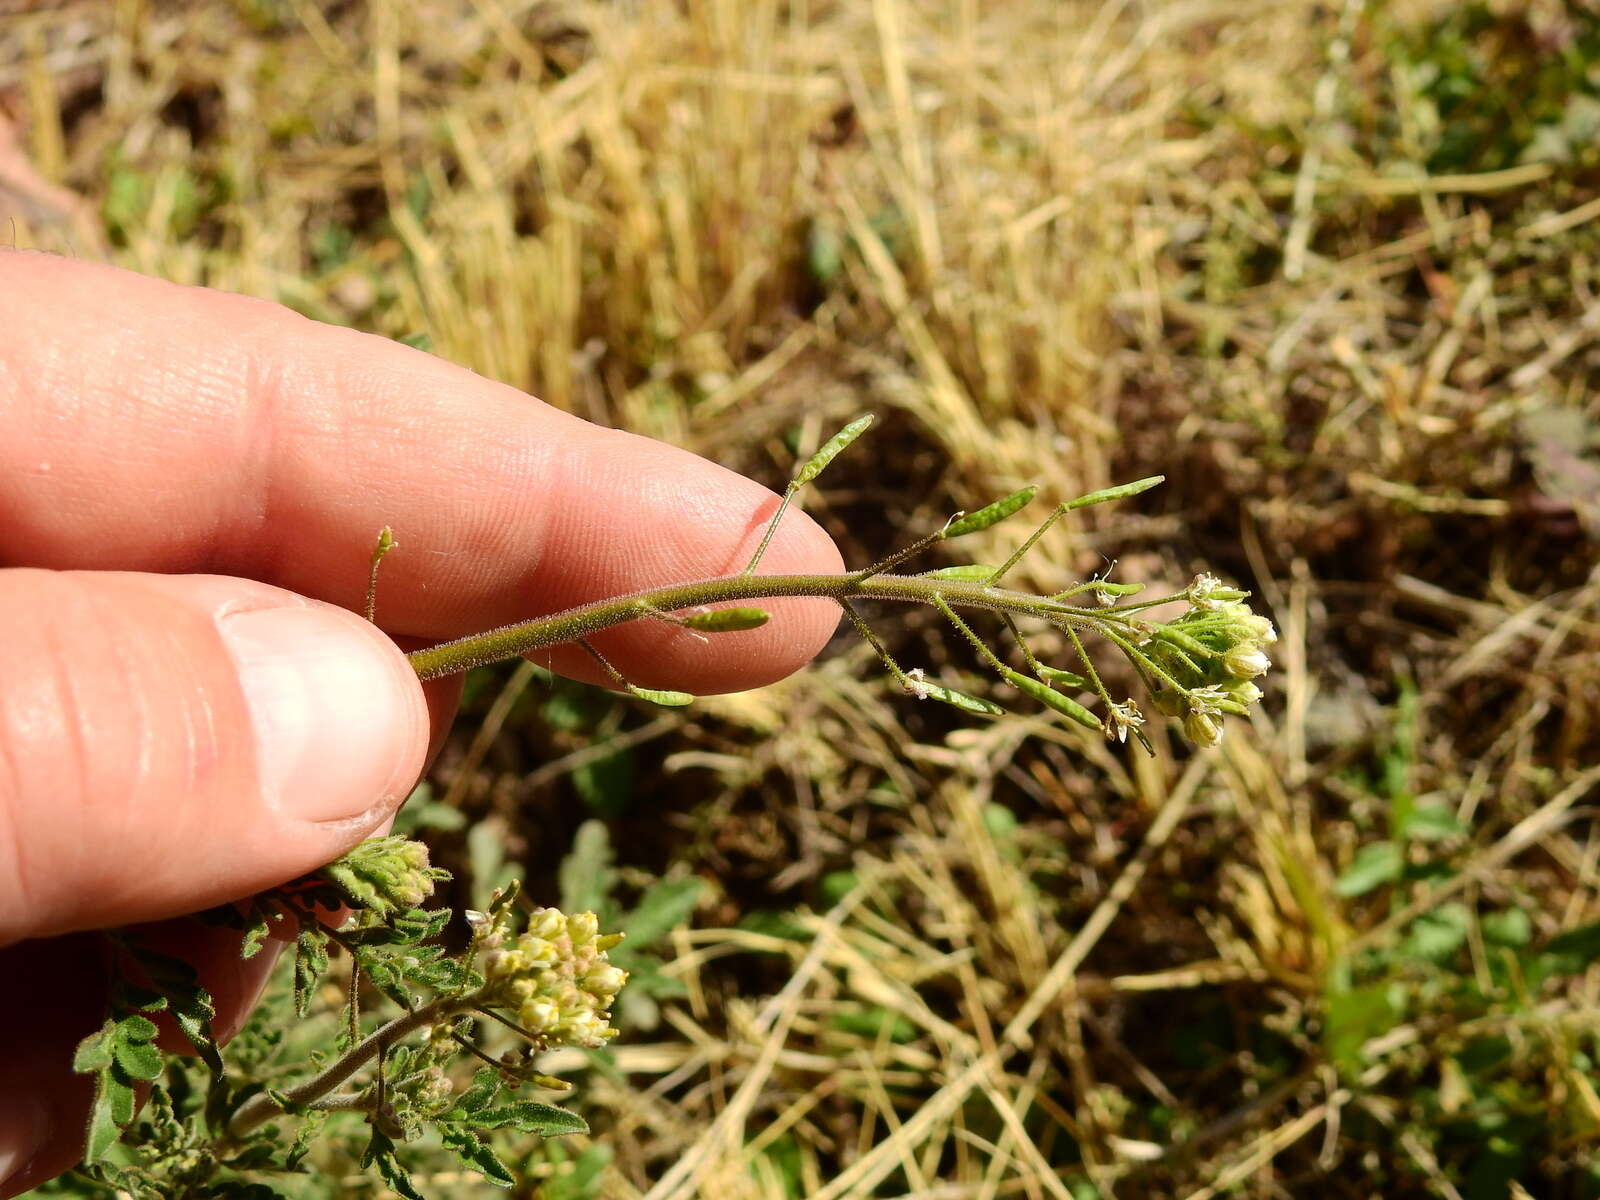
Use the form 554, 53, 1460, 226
57, 417, 1274, 1197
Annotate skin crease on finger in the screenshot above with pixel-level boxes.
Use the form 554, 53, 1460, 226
0, 252, 846, 1195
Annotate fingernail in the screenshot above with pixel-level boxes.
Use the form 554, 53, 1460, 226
219, 605, 423, 823
0, 1097, 48, 1195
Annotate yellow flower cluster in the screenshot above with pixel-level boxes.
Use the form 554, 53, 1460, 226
480, 908, 627, 1049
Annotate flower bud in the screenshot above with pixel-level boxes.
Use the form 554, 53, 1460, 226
1237, 613, 1278, 644
1223, 645, 1271, 679
583, 964, 628, 997
1183, 711, 1224, 748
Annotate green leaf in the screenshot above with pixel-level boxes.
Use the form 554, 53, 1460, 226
560, 820, 616, 915
450, 1069, 503, 1117
441, 1125, 515, 1187
112, 1036, 164, 1082
1403, 903, 1471, 963
573, 746, 635, 819
293, 928, 330, 1018
73, 1027, 115, 1073
125, 942, 221, 1073
680, 607, 770, 632
999, 667, 1101, 731
625, 684, 694, 707
1481, 908, 1533, 947
1398, 803, 1465, 842
1325, 979, 1404, 1074
366, 1130, 427, 1200
470, 1102, 590, 1137
374, 1151, 427, 1200
1064, 475, 1164, 510
622, 877, 704, 950
240, 914, 274, 959
286, 1110, 329, 1171
944, 487, 1037, 538
83, 1080, 128, 1163
1334, 842, 1404, 898
795, 415, 874, 485
1539, 921, 1600, 971
118, 1013, 160, 1043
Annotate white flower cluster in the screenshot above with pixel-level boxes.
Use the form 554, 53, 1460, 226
1142, 578, 1278, 748
480, 908, 628, 1049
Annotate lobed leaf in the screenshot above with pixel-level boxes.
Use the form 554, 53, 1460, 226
293, 929, 330, 1018
944, 487, 1037, 538
442, 1125, 515, 1187
795, 414, 874, 485
112, 1036, 164, 1082
622, 877, 703, 948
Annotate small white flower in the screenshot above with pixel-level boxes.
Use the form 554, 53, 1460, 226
1187, 685, 1228, 716
1106, 700, 1145, 743
1189, 573, 1224, 609
905, 668, 933, 701
1240, 613, 1279, 644
1092, 559, 1120, 607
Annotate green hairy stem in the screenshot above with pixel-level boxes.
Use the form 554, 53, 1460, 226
404, 571, 1118, 681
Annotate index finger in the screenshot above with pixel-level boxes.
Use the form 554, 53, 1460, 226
0, 252, 844, 693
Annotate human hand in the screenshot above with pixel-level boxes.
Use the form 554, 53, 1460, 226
0, 250, 842, 1195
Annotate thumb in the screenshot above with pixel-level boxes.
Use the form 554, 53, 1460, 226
0, 569, 430, 945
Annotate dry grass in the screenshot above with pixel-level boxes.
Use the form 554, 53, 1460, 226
5, 0, 1600, 1196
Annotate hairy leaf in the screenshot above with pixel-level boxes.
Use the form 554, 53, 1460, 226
471, 1101, 590, 1137
293, 929, 330, 1018
112, 1035, 164, 1082
441, 1125, 515, 1187
622, 877, 703, 949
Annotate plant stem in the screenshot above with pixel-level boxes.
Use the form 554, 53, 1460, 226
405, 572, 1109, 681
226, 994, 469, 1139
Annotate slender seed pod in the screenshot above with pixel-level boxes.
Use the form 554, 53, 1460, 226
681, 607, 771, 632
944, 487, 1037, 538
999, 666, 1102, 730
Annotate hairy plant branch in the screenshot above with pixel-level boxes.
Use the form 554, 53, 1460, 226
405, 571, 1150, 681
